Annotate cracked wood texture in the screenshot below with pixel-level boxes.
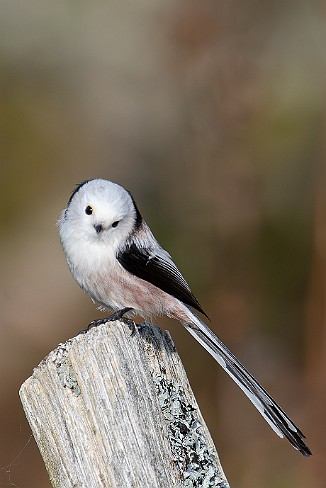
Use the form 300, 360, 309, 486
19, 321, 230, 488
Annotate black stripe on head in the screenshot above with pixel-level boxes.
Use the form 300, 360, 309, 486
67, 180, 93, 207
126, 190, 143, 229
66, 180, 143, 229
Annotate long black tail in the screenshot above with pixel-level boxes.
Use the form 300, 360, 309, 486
183, 311, 311, 456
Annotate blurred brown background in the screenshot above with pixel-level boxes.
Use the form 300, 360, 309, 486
0, 1, 325, 487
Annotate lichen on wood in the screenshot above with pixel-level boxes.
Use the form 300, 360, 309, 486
19, 320, 230, 488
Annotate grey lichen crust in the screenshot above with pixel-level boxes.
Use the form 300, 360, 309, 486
152, 363, 228, 488
51, 341, 81, 396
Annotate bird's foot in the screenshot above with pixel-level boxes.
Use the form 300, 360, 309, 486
105, 307, 137, 336
79, 307, 136, 335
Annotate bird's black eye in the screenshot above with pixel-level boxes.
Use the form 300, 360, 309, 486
112, 220, 120, 228
85, 205, 93, 215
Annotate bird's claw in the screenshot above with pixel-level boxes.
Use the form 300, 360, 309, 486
79, 307, 137, 336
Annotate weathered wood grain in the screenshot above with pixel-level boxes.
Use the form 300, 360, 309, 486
19, 321, 230, 488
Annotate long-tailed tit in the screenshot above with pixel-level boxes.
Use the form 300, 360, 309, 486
58, 178, 311, 456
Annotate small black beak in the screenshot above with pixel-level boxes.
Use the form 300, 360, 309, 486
94, 224, 103, 234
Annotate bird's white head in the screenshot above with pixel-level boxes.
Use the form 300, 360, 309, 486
59, 179, 141, 261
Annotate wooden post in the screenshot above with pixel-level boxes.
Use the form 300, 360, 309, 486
19, 321, 230, 488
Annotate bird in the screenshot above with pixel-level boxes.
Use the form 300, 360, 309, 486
58, 178, 311, 457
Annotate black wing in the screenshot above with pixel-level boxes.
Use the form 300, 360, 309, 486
117, 242, 208, 318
